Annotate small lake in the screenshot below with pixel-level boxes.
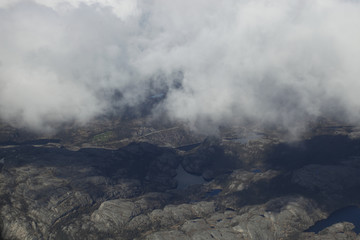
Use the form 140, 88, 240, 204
205, 189, 222, 197
306, 206, 360, 233
176, 143, 201, 151
175, 165, 205, 189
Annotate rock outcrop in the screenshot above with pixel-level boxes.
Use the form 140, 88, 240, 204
1, 122, 360, 239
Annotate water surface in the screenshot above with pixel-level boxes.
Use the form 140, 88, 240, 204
306, 206, 360, 233
175, 165, 205, 189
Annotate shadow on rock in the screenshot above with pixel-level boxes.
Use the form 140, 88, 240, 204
265, 135, 360, 170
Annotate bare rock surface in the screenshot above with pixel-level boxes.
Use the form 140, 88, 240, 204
142, 196, 324, 240
1, 122, 360, 239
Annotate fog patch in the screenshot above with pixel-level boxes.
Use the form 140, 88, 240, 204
1, 0, 360, 135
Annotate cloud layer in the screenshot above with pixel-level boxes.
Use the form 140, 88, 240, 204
1, 0, 360, 134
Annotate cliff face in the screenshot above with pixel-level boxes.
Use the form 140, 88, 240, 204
1, 119, 360, 239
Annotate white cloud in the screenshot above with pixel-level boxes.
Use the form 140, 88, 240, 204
1, 0, 360, 134
0, 0, 139, 19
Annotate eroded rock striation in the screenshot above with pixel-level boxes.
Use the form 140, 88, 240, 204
1, 121, 360, 239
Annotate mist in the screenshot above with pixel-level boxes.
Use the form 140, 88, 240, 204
1, 0, 360, 134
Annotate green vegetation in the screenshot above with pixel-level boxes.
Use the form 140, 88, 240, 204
91, 131, 115, 144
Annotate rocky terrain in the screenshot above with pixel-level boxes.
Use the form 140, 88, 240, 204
1, 118, 360, 239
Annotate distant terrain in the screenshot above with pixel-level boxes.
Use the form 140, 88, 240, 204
1, 116, 360, 239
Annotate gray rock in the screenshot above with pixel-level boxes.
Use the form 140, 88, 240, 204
2, 125, 360, 240
180, 219, 209, 234
191, 228, 242, 240
231, 196, 325, 240
148, 201, 216, 228
144, 230, 191, 240
91, 199, 140, 229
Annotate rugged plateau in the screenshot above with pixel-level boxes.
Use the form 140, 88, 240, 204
1, 117, 360, 239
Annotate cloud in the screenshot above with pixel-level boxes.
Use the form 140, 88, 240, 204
0, 0, 139, 19
0, 0, 360, 134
